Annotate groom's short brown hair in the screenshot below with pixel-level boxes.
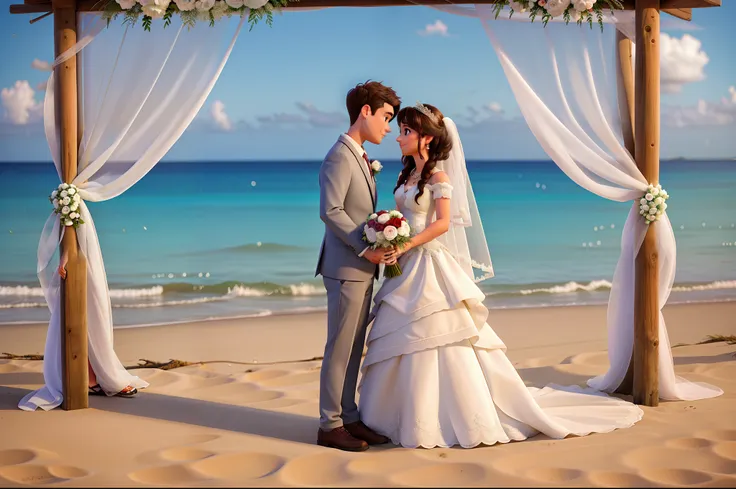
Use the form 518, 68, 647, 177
346, 80, 401, 125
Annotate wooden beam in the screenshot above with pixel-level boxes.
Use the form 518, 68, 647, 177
633, 0, 660, 408
614, 29, 636, 397
54, 0, 88, 411
11, 0, 720, 14
663, 7, 692, 20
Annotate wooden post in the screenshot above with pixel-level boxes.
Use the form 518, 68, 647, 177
54, 0, 88, 410
615, 30, 636, 396
633, 0, 660, 407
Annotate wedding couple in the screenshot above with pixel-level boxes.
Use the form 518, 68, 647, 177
315, 81, 643, 451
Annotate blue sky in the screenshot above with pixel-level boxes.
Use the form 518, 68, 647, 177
1, 3, 734, 162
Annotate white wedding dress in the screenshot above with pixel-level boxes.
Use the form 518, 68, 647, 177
358, 179, 644, 449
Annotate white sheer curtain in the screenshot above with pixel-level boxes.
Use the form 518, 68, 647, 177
20, 13, 245, 411
428, 4, 721, 401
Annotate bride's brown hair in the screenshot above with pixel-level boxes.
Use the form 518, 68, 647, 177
394, 103, 452, 203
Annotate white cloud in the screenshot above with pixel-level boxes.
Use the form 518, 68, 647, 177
210, 100, 232, 131
663, 87, 736, 128
1, 81, 43, 125
36, 80, 48, 92
659, 33, 709, 93
485, 102, 504, 114
419, 20, 449, 37
31, 59, 52, 72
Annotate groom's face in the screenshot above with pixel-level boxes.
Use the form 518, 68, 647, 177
363, 103, 394, 145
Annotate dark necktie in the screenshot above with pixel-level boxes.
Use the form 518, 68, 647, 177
362, 152, 373, 178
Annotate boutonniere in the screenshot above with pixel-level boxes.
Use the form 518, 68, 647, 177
370, 159, 383, 177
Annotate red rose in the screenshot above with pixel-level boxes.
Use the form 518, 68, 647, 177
389, 217, 402, 228
374, 223, 385, 232
377, 210, 388, 216
367, 220, 377, 228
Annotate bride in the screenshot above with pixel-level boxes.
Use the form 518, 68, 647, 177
358, 102, 643, 449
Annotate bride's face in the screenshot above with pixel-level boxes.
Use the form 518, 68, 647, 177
396, 124, 431, 157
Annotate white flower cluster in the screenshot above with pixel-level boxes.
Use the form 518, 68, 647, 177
49, 183, 84, 228
638, 184, 669, 225
115, 0, 271, 19
508, 0, 597, 20
364, 210, 411, 248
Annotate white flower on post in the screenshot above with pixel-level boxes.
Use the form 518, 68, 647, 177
383, 225, 398, 241
67, 187, 76, 195
62, 196, 71, 205
651, 187, 660, 196
211, 0, 230, 19
60, 190, 68, 198
545, 0, 571, 17
70, 202, 79, 212
654, 197, 663, 205
51, 190, 58, 199
572, 0, 594, 13
195, 0, 216, 11
116, 0, 138, 9
175, 0, 197, 10
62, 206, 70, 215
64, 220, 73, 227
73, 193, 81, 202
662, 203, 668, 210
142, 0, 171, 18
646, 214, 655, 221
641, 204, 650, 212
377, 213, 390, 224
639, 198, 647, 205
225, 0, 244, 7
645, 193, 653, 201
61, 183, 69, 190
649, 207, 657, 215
509, 0, 528, 13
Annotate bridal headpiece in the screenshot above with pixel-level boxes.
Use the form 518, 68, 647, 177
414, 101, 440, 124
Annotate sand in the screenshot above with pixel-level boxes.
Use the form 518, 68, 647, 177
0, 301, 734, 487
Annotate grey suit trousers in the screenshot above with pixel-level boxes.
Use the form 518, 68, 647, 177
319, 276, 373, 430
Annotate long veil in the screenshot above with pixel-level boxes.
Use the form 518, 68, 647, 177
435, 117, 495, 283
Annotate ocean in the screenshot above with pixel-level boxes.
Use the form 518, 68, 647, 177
1, 159, 735, 327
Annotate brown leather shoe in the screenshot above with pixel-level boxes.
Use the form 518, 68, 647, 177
317, 426, 369, 452
345, 421, 390, 445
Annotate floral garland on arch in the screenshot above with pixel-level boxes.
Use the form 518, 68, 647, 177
102, 0, 296, 31
495, 0, 624, 30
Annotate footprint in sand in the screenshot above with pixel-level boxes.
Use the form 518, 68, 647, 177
129, 464, 213, 485
491, 450, 584, 483
159, 447, 215, 462
279, 453, 352, 486
665, 437, 713, 449
586, 470, 651, 487
622, 446, 735, 484
525, 467, 584, 483
238, 369, 290, 383
0, 465, 88, 485
697, 430, 736, 442
0, 449, 36, 467
390, 463, 487, 486
712, 442, 736, 461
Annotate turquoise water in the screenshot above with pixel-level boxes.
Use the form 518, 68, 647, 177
1, 160, 735, 326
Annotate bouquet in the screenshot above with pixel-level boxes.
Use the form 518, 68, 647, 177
49, 183, 84, 228
363, 210, 412, 278
638, 184, 669, 225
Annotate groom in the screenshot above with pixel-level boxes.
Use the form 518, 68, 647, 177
315, 81, 401, 451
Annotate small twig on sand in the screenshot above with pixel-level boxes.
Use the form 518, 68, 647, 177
1, 353, 44, 360
123, 356, 326, 371
697, 334, 736, 346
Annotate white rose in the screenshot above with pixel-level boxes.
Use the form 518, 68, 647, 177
641, 204, 649, 211
64, 220, 73, 227
376, 231, 385, 244
61, 183, 69, 189
67, 187, 76, 195
639, 198, 647, 205
73, 194, 81, 202
62, 206, 70, 215
142, 0, 171, 18
654, 197, 663, 205
572, 0, 593, 13
69, 212, 77, 219
369, 213, 378, 220
195, 0, 216, 10
662, 203, 668, 210
545, 0, 570, 17
366, 227, 377, 243
225, 0, 244, 7
371, 160, 383, 173
389, 210, 401, 218
210, 0, 230, 19
62, 196, 71, 205
649, 207, 657, 215
175, 0, 197, 10
51, 190, 58, 199
383, 225, 398, 241
377, 213, 390, 224
398, 225, 409, 237
651, 187, 659, 196
70, 202, 79, 211
509, 0, 528, 13
646, 214, 655, 221
244, 0, 270, 7
116, 0, 138, 9
60, 190, 68, 198
53, 199, 59, 207
645, 193, 653, 201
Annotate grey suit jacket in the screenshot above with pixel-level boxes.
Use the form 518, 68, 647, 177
316, 135, 378, 282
